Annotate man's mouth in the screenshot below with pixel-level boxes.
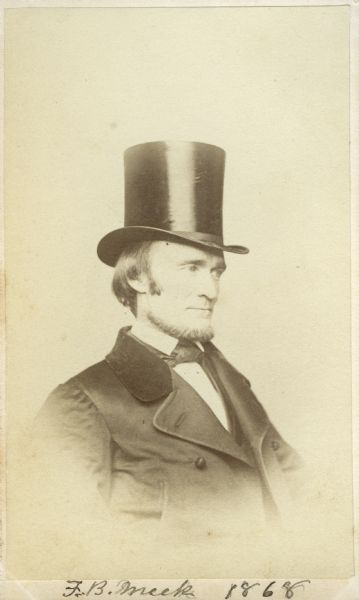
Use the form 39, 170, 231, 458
186, 307, 213, 313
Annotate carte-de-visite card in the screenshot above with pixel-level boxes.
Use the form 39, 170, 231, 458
2, 2, 358, 599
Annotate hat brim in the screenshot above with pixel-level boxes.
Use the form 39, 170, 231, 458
97, 226, 249, 267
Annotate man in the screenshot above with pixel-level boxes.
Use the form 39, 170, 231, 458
36, 141, 302, 542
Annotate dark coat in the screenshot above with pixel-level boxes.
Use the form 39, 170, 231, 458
36, 328, 303, 537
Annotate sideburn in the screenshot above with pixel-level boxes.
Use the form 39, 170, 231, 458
148, 277, 162, 296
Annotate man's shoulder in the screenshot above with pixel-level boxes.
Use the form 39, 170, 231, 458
39, 358, 129, 423
49, 358, 114, 394
69, 357, 119, 390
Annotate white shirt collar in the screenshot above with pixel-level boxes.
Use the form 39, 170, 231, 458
130, 320, 203, 355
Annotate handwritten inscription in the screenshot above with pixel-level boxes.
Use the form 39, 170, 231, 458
225, 580, 311, 599
62, 579, 311, 599
63, 580, 195, 598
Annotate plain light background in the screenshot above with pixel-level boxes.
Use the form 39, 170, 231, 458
4, 6, 353, 577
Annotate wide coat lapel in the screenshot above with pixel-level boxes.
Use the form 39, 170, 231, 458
106, 329, 257, 467
153, 374, 256, 467
202, 343, 271, 448
203, 344, 296, 519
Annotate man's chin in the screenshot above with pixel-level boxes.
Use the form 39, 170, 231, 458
178, 327, 215, 343
147, 312, 214, 343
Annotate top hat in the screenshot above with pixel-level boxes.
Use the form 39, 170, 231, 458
97, 141, 249, 266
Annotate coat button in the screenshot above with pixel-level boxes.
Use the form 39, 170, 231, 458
195, 456, 206, 470
271, 440, 280, 451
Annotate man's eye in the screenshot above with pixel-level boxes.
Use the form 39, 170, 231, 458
188, 264, 198, 272
212, 269, 224, 279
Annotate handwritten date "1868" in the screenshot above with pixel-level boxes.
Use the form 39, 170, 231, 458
225, 580, 311, 599
62, 579, 311, 599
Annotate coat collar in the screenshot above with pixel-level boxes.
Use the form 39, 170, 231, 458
105, 327, 216, 402
105, 326, 173, 402
105, 328, 270, 447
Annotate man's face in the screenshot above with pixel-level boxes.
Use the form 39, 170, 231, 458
137, 241, 226, 342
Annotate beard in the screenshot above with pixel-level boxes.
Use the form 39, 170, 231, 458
145, 275, 215, 342
147, 309, 215, 343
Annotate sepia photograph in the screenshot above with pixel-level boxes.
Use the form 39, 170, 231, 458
2, 1, 357, 596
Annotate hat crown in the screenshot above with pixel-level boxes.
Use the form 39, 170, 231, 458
97, 140, 249, 266
124, 141, 225, 237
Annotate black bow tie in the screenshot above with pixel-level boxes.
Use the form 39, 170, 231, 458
165, 340, 204, 366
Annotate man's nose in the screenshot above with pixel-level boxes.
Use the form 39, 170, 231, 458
198, 272, 219, 301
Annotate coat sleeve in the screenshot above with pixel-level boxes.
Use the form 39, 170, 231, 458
27, 381, 156, 574
33, 380, 113, 505
265, 422, 304, 473
262, 420, 308, 506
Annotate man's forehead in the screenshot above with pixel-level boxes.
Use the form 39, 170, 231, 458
149, 240, 226, 265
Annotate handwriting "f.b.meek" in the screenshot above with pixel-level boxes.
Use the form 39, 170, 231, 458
63, 579, 195, 598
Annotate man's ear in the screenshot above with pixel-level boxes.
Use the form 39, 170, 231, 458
127, 274, 149, 294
